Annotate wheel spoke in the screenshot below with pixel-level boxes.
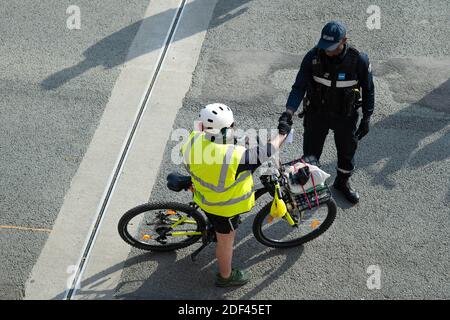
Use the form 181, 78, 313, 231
255, 200, 335, 246
118, 203, 205, 251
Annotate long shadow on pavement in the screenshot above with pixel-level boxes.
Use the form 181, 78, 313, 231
116, 213, 305, 300
58, 213, 305, 300
357, 73, 450, 189
41, 0, 253, 90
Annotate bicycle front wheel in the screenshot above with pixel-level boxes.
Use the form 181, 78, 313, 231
118, 202, 206, 251
252, 199, 337, 248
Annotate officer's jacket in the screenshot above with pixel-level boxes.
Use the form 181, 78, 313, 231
286, 44, 375, 119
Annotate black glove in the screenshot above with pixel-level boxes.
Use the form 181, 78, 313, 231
278, 121, 291, 135
278, 111, 293, 125
355, 118, 370, 140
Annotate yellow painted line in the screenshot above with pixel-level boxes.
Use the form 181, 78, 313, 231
0, 225, 52, 233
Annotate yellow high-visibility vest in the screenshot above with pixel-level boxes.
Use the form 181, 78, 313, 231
181, 131, 255, 217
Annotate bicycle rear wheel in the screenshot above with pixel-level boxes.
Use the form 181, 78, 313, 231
252, 199, 337, 248
118, 202, 206, 251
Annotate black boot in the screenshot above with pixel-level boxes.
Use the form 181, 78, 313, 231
333, 171, 360, 204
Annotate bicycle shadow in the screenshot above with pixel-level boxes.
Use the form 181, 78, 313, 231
41, 0, 253, 90
61, 211, 305, 300
115, 212, 305, 300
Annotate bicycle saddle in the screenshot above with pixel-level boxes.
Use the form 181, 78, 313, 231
166, 172, 192, 192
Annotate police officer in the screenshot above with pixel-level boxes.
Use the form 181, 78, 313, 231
279, 21, 375, 204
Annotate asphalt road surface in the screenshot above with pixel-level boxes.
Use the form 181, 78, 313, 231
1, 0, 449, 300
0, 0, 150, 299
115, 0, 450, 299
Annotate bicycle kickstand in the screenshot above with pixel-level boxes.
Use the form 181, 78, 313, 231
191, 242, 209, 262
191, 226, 215, 262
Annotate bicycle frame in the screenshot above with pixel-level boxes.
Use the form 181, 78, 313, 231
119, 155, 333, 261
165, 174, 297, 240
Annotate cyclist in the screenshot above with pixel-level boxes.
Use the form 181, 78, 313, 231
181, 103, 290, 287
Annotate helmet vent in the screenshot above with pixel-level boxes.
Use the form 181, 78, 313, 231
219, 106, 223, 110
207, 119, 213, 123
212, 111, 217, 115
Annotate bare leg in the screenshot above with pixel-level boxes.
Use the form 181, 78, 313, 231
215, 231, 236, 279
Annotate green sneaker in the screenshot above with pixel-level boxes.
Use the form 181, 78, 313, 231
215, 269, 250, 287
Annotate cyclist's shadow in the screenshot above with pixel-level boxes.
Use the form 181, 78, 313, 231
65, 198, 305, 300
41, 0, 253, 90
111, 211, 305, 300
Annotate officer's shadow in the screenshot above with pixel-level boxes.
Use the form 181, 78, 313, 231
66, 210, 305, 300
41, 0, 253, 90
293, 73, 449, 210
356, 76, 450, 190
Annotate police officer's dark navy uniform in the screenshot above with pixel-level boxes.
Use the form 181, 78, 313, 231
279, 21, 375, 204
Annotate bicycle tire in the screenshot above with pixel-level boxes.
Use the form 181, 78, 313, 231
252, 198, 337, 248
118, 202, 206, 251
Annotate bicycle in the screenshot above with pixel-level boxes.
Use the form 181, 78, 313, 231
118, 155, 337, 261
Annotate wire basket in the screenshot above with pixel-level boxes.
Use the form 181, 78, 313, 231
281, 155, 332, 211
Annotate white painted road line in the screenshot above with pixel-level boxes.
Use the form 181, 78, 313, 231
64, 0, 188, 300
25, 0, 183, 300
72, 0, 218, 300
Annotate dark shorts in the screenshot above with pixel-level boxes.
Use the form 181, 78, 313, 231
204, 213, 242, 234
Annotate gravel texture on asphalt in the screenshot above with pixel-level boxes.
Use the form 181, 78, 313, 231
0, 0, 150, 299
116, 0, 449, 299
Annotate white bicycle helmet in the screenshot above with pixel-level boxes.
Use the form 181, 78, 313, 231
199, 103, 234, 134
